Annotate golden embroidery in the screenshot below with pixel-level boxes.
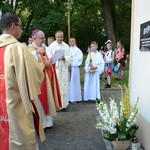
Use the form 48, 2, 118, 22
0, 115, 8, 123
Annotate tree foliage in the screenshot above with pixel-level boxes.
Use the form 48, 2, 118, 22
110, 0, 131, 51
0, 0, 131, 52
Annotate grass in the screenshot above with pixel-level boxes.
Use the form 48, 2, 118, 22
80, 55, 129, 89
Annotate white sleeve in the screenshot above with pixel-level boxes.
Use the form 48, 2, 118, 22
46, 46, 53, 59
71, 50, 83, 66
84, 58, 90, 72
98, 62, 104, 75
97, 55, 105, 74
31, 51, 38, 60
63, 45, 71, 66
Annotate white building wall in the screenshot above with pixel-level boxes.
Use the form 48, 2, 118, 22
130, 0, 150, 149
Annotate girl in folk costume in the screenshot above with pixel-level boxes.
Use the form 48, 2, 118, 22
104, 42, 114, 88
115, 41, 126, 80
84, 41, 104, 101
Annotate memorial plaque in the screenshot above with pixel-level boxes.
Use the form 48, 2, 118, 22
140, 20, 150, 51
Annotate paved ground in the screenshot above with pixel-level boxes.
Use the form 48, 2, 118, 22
39, 89, 121, 150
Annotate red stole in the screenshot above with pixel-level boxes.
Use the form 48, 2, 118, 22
38, 70, 48, 115
0, 46, 9, 150
46, 64, 62, 109
52, 64, 62, 108
38, 55, 62, 115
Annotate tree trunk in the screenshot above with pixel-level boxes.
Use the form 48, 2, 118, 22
24, 12, 34, 34
11, 0, 14, 11
100, 0, 116, 48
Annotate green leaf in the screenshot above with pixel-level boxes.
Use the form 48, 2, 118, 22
103, 132, 116, 141
128, 125, 138, 138
118, 132, 127, 140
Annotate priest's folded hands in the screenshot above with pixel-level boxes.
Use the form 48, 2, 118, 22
59, 55, 65, 60
36, 46, 46, 55
43, 56, 52, 67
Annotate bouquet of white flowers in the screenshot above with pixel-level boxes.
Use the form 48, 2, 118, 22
96, 86, 138, 141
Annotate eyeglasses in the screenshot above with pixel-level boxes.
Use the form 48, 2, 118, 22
15, 23, 23, 29
36, 37, 46, 40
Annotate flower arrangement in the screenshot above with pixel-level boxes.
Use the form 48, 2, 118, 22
96, 86, 138, 141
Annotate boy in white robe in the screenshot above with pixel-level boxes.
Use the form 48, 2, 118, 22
84, 41, 104, 101
68, 37, 83, 102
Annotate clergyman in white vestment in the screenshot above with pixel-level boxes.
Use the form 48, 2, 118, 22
68, 38, 83, 102
47, 30, 71, 109
84, 41, 104, 101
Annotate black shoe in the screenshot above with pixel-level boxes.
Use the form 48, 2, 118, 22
88, 100, 96, 103
115, 78, 119, 80
96, 99, 100, 103
44, 126, 53, 130
61, 108, 67, 112
105, 84, 111, 88
105, 83, 109, 86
